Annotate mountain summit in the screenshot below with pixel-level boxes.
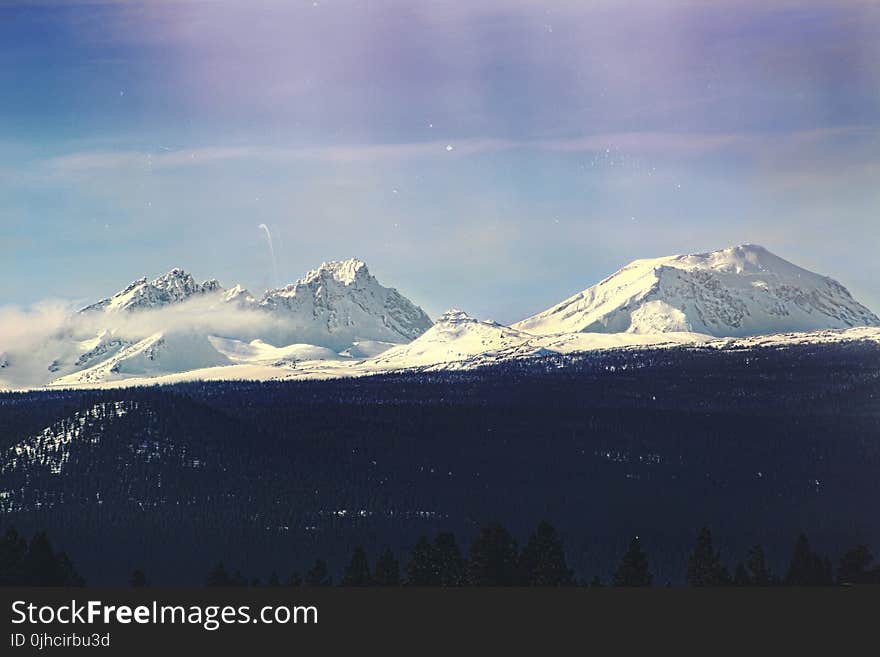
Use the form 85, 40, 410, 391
513, 244, 880, 337
4, 246, 879, 390
81, 268, 223, 313
258, 258, 432, 349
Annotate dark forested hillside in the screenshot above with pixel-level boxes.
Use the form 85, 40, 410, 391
1, 341, 879, 585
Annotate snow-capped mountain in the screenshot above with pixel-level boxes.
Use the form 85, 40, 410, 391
81, 268, 224, 313
258, 258, 433, 350
2, 244, 879, 391
367, 309, 537, 368
513, 244, 879, 338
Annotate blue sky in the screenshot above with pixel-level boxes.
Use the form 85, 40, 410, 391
2, 0, 879, 323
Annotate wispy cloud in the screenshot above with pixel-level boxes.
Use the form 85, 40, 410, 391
43, 126, 880, 174
43, 131, 777, 173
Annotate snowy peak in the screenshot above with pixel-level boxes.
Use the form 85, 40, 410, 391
435, 308, 486, 325
259, 258, 432, 348
662, 244, 813, 277
303, 258, 369, 287
82, 268, 225, 313
514, 244, 880, 338
367, 309, 533, 369
223, 284, 256, 306
263, 258, 371, 300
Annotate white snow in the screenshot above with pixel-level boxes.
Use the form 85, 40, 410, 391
2, 244, 878, 391
207, 336, 342, 364
82, 268, 223, 314
513, 244, 879, 338
20, 324, 879, 391
257, 258, 432, 349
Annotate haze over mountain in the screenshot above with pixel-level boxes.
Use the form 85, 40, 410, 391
1, 245, 878, 390
79, 258, 432, 348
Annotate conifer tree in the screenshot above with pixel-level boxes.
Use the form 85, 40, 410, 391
0, 527, 27, 586
434, 533, 466, 586
268, 572, 281, 587
518, 521, 573, 586
54, 551, 85, 587
785, 534, 833, 586
733, 563, 751, 586
206, 562, 232, 586
341, 546, 372, 586
468, 523, 519, 586
305, 559, 332, 586
613, 536, 652, 587
129, 569, 148, 587
686, 528, 730, 586
838, 545, 873, 586
373, 548, 401, 586
286, 572, 303, 587
406, 536, 440, 586
23, 532, 61, 586
745, 545, 773, 586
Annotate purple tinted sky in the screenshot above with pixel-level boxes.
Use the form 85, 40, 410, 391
2, 0, 879, 322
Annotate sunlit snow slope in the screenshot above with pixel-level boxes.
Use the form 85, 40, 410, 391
513, 244, 879, 337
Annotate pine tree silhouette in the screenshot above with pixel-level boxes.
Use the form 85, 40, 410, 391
0, 527, 27, 586
785, 534, 833, 586
406, 536, 440, 586
373, 548, 401, 586
686, 528, 730, 586
129, 569, 148, 587
341, 546, 372, 586
206, 562, 232, 586
745, 545, 774, 586
286, 572, 303, 587
22, 532, 59, 586
837, 545, 873, 586
434, 533, 466, 586
54, 551, 85, 587
518, 521, 573, 586
21, 532, 82, 586
468, 523, 518, 586
305, 559, 332, 586
613, 536, 652, 587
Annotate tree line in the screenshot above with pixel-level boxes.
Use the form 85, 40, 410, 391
3, 521, 879, 588
0, 526, 85, 586
196, 523, 879, 588
4, 342, 879, 586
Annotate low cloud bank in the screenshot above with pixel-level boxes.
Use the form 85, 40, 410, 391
0, 296, 297, 388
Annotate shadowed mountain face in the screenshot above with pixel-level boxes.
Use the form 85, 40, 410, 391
2, 339, 879, 585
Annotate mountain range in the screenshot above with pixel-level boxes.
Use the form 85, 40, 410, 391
1, 245, 878, 389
